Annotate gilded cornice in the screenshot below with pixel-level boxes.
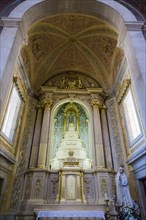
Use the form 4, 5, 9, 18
116, 79, 131, 104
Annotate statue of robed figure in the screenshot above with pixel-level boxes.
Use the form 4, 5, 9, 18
115, 166, 141, 220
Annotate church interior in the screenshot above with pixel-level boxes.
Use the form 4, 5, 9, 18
0, 0, 146, 219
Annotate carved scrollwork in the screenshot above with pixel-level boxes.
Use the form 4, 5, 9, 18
106, 99, 124, 166
13, 75, 27, 101
41, 100, 53, 109
51, 178, 58, 194
33, 178, 42, 197
24, 175, 32, 199
116, 79, 131, 104
91, 100, 104, 109
100, 178, 107, 198
44, 72, 100, 89
10, 99, 37, 208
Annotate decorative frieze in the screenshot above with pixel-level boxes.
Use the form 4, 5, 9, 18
33, 178, 42, 197
10, 99, 36, 209
51, 178, 58, 194
100, 178, 107, 198
106, 98, 124, 167
44, 71, 100, 89
24, 174, 32, 199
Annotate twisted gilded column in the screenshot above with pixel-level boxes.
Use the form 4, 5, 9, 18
92, 100, 105, 168
29, 104, 43, 169
37, 99, 52, 169
101, 106, 113, 169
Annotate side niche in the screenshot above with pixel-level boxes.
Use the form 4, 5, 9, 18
44, 71, 100, 89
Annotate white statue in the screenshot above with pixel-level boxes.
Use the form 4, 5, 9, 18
115, 166, 134, 207
66, 112, 76, 130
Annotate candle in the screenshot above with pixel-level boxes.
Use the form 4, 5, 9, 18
105, 192, 108, 200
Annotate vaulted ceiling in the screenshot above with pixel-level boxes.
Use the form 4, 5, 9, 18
20, 14, 124, 92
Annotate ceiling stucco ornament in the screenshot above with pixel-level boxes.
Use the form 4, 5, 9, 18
44, 71, 100, 90
20, 13, 124, 93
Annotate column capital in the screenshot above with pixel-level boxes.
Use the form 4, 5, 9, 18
36, 104, 43, 111
41, 99, 53, 109
91, 100, 104, 109
101, 105, 107, 112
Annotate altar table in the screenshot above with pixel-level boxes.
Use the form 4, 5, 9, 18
36, 210, 105, 220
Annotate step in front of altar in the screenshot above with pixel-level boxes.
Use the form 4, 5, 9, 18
36, 218, 104, 220
35, 210, 105, 220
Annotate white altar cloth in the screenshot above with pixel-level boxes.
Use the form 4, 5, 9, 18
36, 210, 105, 220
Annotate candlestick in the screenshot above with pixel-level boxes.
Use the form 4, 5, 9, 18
105, 192, 108, 200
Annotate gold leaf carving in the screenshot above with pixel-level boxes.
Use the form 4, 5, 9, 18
45, 72, 100, 89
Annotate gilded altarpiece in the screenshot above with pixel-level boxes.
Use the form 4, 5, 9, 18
18, 73, 117, 218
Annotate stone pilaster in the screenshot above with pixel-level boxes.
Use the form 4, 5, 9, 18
29, 104, 43, 169
91, 100, 105, 168
37, 100, 52, 169
101, 106, 113, 169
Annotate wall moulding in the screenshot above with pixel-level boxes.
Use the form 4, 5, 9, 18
13, 75, 27, 102
106, 98, 125, 170
116, 79, 131, 104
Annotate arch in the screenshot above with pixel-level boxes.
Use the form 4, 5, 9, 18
47, 98, 94, 168
0, 0, 146, 217
0, 0, 145, 129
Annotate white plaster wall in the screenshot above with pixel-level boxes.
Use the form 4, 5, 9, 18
9, 0, 43, 18
0, 28, 18, 80
124, 31, 146, 130
98, 0, 137, 21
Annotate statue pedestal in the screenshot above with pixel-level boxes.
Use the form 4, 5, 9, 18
51, 123, 91, 170
56, 167, 86, 204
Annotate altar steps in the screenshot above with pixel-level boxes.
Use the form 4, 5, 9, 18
18, 204, 107, 220
36, 217, 104, 220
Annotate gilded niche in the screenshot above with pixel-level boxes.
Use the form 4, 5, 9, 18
52, 102, 89, 159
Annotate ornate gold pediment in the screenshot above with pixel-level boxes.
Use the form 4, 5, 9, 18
44, 71, 100, 90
